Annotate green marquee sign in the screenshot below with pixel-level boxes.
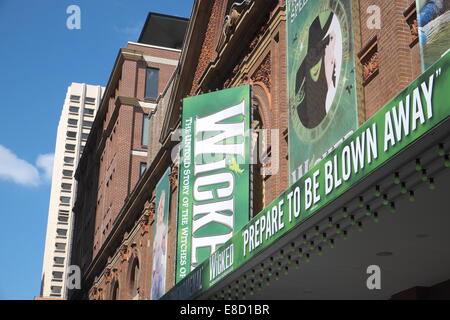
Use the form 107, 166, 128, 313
175, 85, 251, 284
166, 51, 450, 300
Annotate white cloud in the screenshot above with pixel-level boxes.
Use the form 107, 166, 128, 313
0, 145, 40, 187
0, 145, 55, 187
36, 153, 54, 181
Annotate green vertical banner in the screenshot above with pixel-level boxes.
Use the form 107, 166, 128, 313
176, 85, 251, 283
150, 167, 171, 300
417, 0, 450, 71
287, 0, 359, 185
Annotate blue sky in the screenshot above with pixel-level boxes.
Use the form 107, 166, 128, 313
0, 0, 193, 300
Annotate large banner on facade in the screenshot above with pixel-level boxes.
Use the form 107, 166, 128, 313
417, 0, 450, 71
175, 85, 251, 284
150, 167, 171, 300
165, 50, 450, 300
287, 0, 359, 184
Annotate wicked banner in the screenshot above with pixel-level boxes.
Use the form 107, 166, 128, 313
417, 0, 450, 71
287, 0, 359, 185
175, 85, 251, 283
164, 50, 450, 301
150, 167, 171, 300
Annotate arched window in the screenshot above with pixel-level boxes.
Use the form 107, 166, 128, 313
111, 280, 119, 300
250, 83, 272, 218
128, 257, 141, 300
252, 106, 265, 217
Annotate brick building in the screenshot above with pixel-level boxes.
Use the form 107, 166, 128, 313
70, 1, 450, 300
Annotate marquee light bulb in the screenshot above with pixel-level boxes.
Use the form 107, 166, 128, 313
383, 194, 389, 206
315, 226, 320, 236
429, 178, 436, 190
445, 155, 450, 168
401, 182, 407, 194
373, 212, 379, 223
421, 169, 428, 182
318, 246, 323, 256
390, 202, 396, 213
394, 172, 401, 185
375, 185, 381, 197
303, 234, 308, 245
343, 230, 348, 240
358, 221, 363, 232
359, 196, 365, 208
438, 144, 446, 157
342, 207, 349, 218
415, 159, 423, 171
329, 238, 335, 249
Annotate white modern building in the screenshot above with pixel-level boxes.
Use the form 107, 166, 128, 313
40, 83, 104, 299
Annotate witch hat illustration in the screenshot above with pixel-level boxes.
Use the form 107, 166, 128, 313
295, 12, 335, 129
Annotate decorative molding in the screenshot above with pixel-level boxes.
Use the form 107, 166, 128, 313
120, 244, 132, 262
169, 165, 179, 190
251, 53, 271, 91
90, 287, 103, 300
358, 36, 379, 86
217, 0, 253, 53
404, 3, 419, 48
104, 268, 113, 284
140, 200, 155, 235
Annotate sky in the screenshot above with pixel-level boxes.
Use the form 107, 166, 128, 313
0, 0, 193, 300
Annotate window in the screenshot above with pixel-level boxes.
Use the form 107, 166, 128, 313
140, 162, 147, 177
145, 68, 159, 99
141, 114, 150, 146
55, 243, 66, 251
56, 229, 67, 237
60, 197, 71, 205
65, 144, 76, 152
67, 131, 77, 139
51, 286, 62, 295
54, 257, 65, 265
62, 170, 73, 178
84, 108, 95, 116
61, 183, 72, 191
68, 118, 78, 126
70, 95, 80, 102
129, 258, 140, 300
69, 106, 79, 114
82, 133, 89, 141
85, 97, 96, 104
83, 120, 93, 128
58, 215, 69, 224
52, 271, 64, 280
64, 157, 74, 165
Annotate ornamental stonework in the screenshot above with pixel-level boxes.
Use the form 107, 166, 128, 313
251, 53, 271, 91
